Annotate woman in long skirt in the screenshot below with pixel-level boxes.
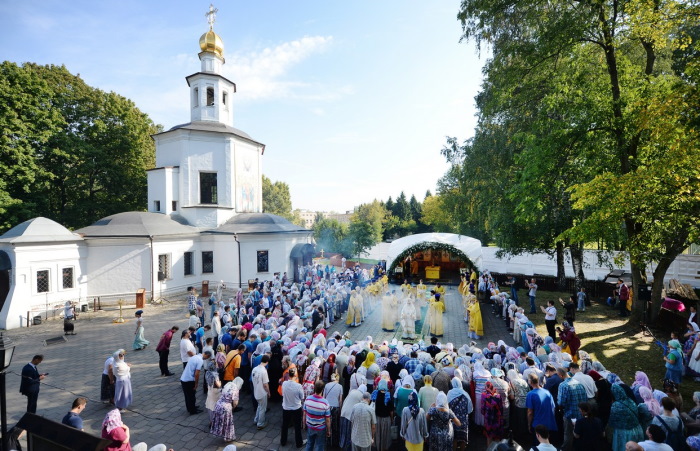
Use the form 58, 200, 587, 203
339, 386, 366, 450
205, 360, 222, 423
112, 349, 132, 410
373, 379, 394, 451
132, 310, 149, 350
210, 377, 243, 442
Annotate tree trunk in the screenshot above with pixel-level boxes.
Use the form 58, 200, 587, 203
570, 242, 586, 292
629, 260, 647, 323
648, 261, 671, 324
556, 241, 566, 292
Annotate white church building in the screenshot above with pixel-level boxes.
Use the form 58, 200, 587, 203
0, 16, 314, 330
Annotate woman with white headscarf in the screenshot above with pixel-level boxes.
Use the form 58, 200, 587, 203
210, 377, 244, 442
101, 408, 159, 451
426, 392, 461, 451
472, 361, 491, 426
340, 385, 367, 450
448, 377, 473, 450
507, 368, 529, 436
112, 349, 132, 410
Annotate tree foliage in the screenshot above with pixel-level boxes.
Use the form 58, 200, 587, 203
262, 175, 295, 221
456, 0, 700, 321
0, 62, 159, 231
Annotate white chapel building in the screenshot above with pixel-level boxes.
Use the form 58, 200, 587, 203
0, 17, 314, 329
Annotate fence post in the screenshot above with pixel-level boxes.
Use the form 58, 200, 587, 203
26, 311, 30, 328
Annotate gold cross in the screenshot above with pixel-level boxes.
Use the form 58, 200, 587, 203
205, 4, 218, 30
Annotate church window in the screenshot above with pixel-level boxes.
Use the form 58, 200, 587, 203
158, 254, 171, 280
37, 270, 50, 293
184, 252, 194, 276
200, 172, 218, 204
257, 250, 269, 273
222, 91, 227, 106
62, 267, 74, 289
193, 88, 199, 107
202, 251, 214, 274
154, 200, 161, 212
207, 87, 215, 106
172, 201, 178, 211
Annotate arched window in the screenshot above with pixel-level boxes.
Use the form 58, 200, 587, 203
222, 91, 227, 106
206, 87, 214, 106
193, 88, 199, 107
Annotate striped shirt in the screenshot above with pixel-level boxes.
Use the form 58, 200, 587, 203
303, 394, 331, 431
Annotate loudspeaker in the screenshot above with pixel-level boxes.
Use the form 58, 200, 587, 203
638, 284, 652, 302
158, 271, 165, 281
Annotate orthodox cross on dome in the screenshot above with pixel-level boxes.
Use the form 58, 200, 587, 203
205, 4, 218, 30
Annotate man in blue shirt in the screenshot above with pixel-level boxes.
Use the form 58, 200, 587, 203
221, 328, 235, 353
526, 372, 558, 447
61, 397, 87, 430
557, 368, 588, 450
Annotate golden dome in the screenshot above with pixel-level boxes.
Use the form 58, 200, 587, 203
199, 30, 224, 58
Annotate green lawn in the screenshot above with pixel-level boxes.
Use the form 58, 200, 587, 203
514, 289, 695, 404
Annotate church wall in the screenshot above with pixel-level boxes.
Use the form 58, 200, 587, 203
197, 234, 240, 287
84, 239, 151, 297
234, 141, 262, 213
0, 242, 86, 329
238, 233, 312, 283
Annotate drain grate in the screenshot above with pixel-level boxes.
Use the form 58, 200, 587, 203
43, 336, 67, 346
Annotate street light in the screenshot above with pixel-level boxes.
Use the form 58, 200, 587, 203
0, 332, 16, 451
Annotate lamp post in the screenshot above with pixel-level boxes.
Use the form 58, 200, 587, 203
0, 332, 16, 451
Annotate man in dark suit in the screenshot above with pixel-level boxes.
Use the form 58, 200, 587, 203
19, 354, 46, 413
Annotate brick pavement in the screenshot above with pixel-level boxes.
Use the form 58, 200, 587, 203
2, 284, 514, 451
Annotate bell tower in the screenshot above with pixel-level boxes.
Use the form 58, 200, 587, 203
188, 4, 236, 125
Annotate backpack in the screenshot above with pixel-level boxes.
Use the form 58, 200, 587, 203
655, 415, 685, 451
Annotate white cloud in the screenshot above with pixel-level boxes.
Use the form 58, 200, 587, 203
223, 35, 336, 100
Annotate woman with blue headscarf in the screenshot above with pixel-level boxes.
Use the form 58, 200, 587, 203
448, 377, 473, 450
372, 379, 394, 451
401, 391, 428, 451
664, 339, 684, 385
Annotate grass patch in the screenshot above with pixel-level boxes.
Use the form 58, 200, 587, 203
512, 288, 695, 404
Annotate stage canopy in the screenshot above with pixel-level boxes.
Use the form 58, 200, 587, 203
386, 233, 483, 272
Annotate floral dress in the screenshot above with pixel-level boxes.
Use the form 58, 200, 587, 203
448, 395, 471, 443
303, 364, 321, 398
481, 391, 505, 441
210, 386, 239, 441
427, 407, 456, 451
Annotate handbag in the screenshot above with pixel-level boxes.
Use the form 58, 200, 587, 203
390, 424, 399, 441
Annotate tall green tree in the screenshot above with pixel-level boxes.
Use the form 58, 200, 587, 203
262, 175, 294, 220
0, 62, 158, 231
457, 0, 700, 321
313, 218, 353, 257
349, 200, 387, 255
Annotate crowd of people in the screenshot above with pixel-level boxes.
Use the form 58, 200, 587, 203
15, 262, 700, 451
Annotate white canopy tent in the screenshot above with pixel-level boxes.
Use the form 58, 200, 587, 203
386, 233, 483, 271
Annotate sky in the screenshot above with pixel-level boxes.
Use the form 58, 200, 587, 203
0, 1, 485, 213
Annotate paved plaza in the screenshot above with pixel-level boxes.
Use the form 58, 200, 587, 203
3, 284, 513, 450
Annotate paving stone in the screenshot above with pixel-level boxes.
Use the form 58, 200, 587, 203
3, 284, 512, 450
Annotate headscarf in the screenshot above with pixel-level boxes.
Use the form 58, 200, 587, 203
102, 409, 123, 433
222, 377, 244, 396
632, 371, 652, 391
362, 352, 375, 368
408, 390, 420, 418
485, 381, 497, 395
341, 387, 366, 420
372, 379, 391, 405
668, 339, 682, 351
447, 377, 470, 403
639, 386, 661, 415
436, 392, 448, 408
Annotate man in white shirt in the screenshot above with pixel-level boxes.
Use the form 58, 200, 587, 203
180, 350, 210, 415
540, 300, 558, 340
569, 362, 597, 401
528, 278, 538, 314
280, 367, 305, 448
636, 424, 674, 451
530, 424, 557, 451
179, 330, 196, 368
252, 354, 271, 430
